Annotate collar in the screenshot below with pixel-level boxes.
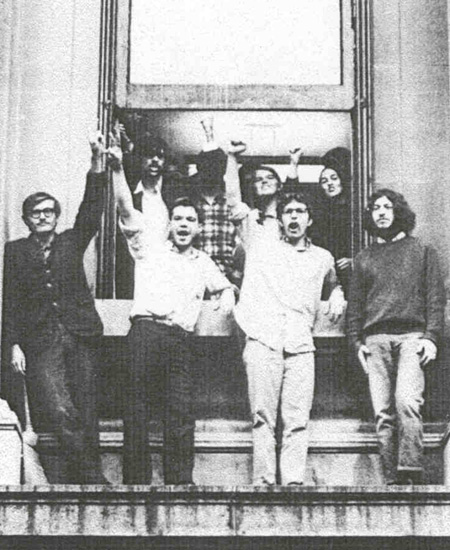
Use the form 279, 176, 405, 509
377, 231, 406, 244
134, 178, 163, 195
198, 193, 227, 205
31, 232, 55, 251
282, 236, 311, 252
168, 242, 200, 259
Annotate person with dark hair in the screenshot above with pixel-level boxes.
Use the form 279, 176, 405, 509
363, 187, 417, 236
108, 131, 234, 484
238, 161, 259, 207
115, 129, 188, 298
225, 142, 344, 485
2, 133, 109, 484
287, 146, 353, 294
251, 165, 283, 225
189, 117, 237, 283
347, 189, 445, 485
22, 192, 62, 220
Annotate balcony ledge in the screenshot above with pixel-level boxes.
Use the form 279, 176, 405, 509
0, 485, 449, 538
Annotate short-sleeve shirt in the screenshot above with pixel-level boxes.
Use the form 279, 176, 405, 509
120, 212, 230, 332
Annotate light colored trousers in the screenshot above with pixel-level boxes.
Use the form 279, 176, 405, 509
243, 338, 315, 485
365, 333, 425, 484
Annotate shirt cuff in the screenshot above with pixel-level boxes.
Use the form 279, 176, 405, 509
202, 141, 219, 152
118, 217, 142, 238
230, 201, 251, 224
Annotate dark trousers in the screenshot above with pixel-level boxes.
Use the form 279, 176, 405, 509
26, 324, 105, 484
123, 320, 195, 485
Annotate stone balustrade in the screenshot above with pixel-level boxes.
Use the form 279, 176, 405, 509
0, 485, 449, 538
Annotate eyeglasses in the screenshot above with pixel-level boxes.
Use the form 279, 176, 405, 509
145, 149, 165, 159
29, 208, 56, 220
283, 207, 309, 215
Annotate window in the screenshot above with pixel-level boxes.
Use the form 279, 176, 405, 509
116, 0, 354, 110
96, 0, 374, 421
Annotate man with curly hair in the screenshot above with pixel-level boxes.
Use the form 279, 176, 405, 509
347, 189, 446, 485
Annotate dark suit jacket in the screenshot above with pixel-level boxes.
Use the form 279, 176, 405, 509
2, 171, 106, 355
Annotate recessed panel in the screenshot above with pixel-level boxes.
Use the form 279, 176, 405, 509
130, 0, 342, 86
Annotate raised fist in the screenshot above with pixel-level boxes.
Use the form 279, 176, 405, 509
227, 140, 247, 155
89, 131, 106, 158
289, 147, 303, 165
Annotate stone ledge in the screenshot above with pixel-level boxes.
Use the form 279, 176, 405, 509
36, 420, 447, 453
0, 486, 449, 537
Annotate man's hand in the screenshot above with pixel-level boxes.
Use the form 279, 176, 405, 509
357, 344, 371, 374
289, 147, 303, 166
119, 123, 134, 154
201, 116, 215, 143
227, 140, 247, 156
89, 131, 106, 172
336, 257, 353, 271
11, 344, 26, 375
89, 131, 106, 158
417, 338, 437, 366
324, 287, 345, 323
107, 123, 123, 171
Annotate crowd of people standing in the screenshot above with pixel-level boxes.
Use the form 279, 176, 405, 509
1, 117, 445, 487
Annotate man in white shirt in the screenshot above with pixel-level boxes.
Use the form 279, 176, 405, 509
109, 132, 234, 485
225, 142, 344, 486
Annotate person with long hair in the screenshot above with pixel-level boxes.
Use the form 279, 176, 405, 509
347, 189, 445, 485
287, 146, 353, 294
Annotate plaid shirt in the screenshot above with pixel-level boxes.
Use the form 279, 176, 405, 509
195, 193, 236, 278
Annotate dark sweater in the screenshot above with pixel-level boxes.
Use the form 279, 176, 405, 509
346, 236, 445, 351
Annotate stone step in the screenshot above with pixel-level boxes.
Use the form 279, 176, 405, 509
37, 419, 447, 452
34, 420, 446, 486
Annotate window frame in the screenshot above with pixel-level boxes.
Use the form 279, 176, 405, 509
115, 0, 354, 111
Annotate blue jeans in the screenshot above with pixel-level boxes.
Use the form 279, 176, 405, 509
365, 333, 425, 484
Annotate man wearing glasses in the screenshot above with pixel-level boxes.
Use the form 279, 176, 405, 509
2, 134, 109, 484
225, 143, 345, 486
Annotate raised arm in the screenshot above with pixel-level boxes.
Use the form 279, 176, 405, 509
200, 116, 217, 149
72, 133, 107, 248
286, 147, 303, 181
107, 127, 139, 227
224, 141, 246, 207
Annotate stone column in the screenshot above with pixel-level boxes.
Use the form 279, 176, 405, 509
373, 0, 450, 281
